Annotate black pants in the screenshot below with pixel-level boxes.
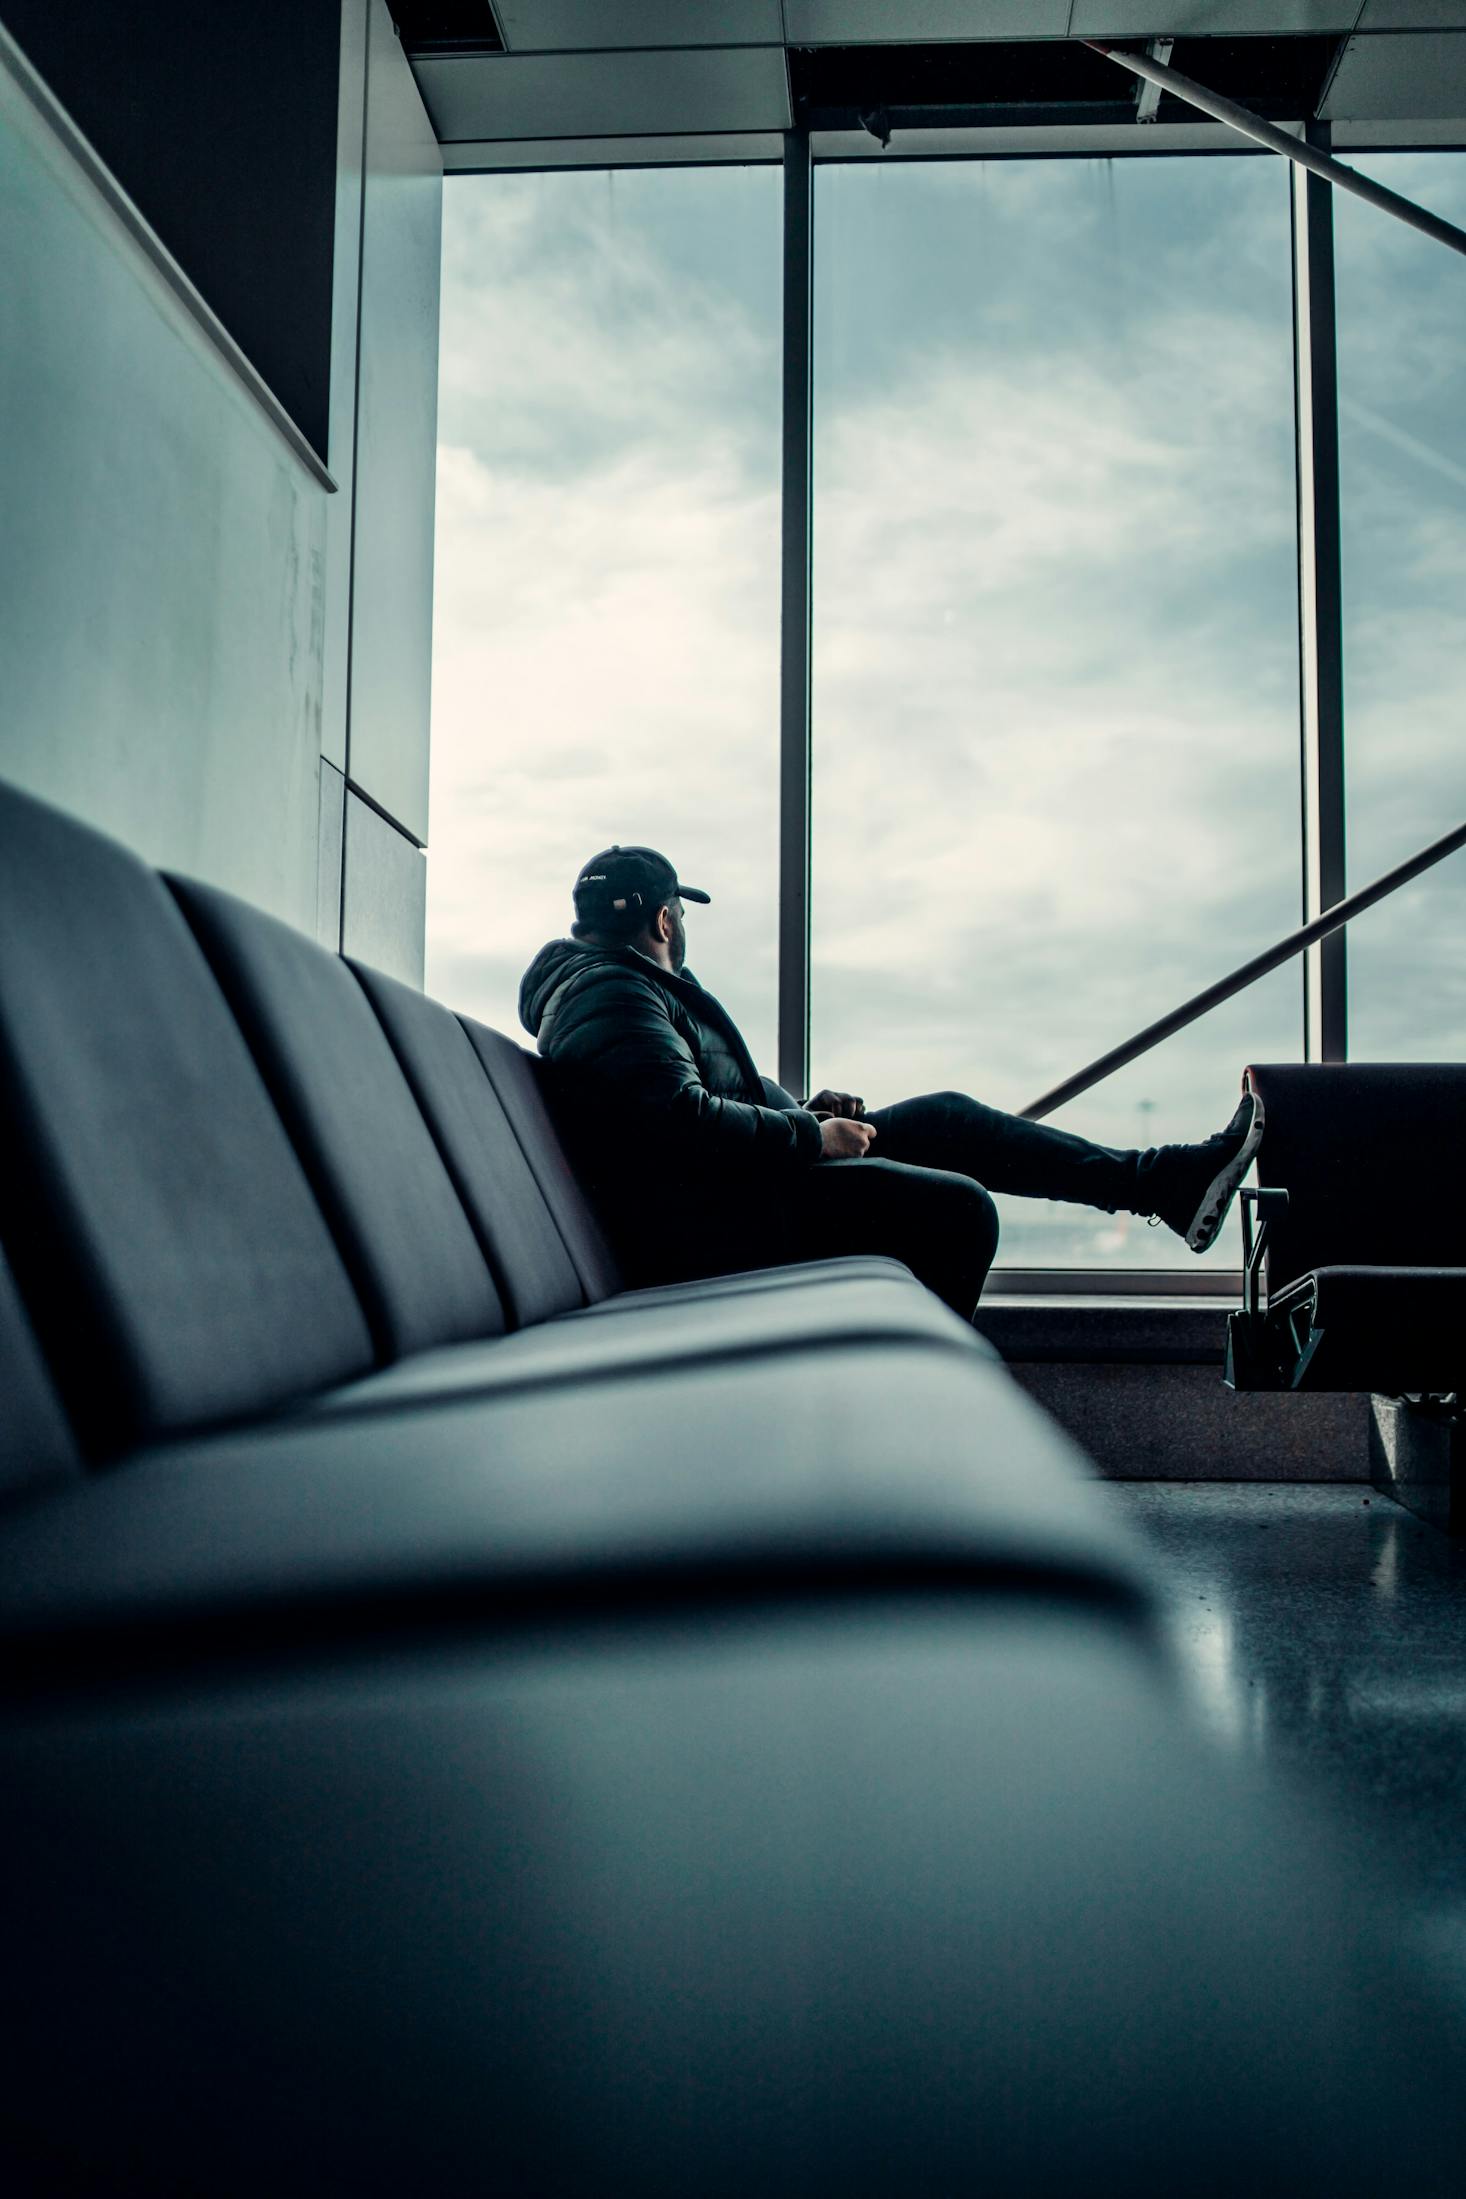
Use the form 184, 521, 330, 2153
787, 1090, 1143, 1321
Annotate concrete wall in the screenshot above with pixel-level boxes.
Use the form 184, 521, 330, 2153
348, 0, 443, 849
336, 0, 442, 983
0, 0, 341, 461
1013, 1363, 1372, 1482
0, 25, 328, 932
0, 2, 439, 980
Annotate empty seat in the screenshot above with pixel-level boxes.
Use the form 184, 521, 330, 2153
0, 1340, 1151, 1650
303, 1271, 991, 1419
1246, 1063, 1466, 1278
169, 875, 507, 1361
457, 1009, 625, 1304
350, 960, 594, 1324
3, 1512, 1463, 2196
0, 782, 375, 1456
1260, 1265, 1466, 1391
1227, 1063, 1466, 1393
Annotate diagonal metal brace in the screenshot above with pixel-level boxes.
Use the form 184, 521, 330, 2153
1083, 39, 1466, 262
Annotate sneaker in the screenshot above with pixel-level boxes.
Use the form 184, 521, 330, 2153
1140, 1090, 1265, 1254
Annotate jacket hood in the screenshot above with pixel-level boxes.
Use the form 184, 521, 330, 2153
518, 938, 585, 1037
518, 936, 685, 1038
518, 936, 797, 1153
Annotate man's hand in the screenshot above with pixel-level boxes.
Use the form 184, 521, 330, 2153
807, 1089, 865, 1118
819, 1116, 876, 1160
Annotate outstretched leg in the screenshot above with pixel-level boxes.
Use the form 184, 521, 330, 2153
864, 1088, 1262, 1253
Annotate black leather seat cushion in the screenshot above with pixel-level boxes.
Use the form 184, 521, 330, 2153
3, 1602, 1461, 2195
0, 784, 374, 1453
458, 1015, 624, 1302
0, 1342, 1146, 1650
578, 1256, 916, 1311
170, 876, 505, 1361
303, 1270, 992, 1418
1282, 1265, 1466, 1390
351, 960, 594, 1325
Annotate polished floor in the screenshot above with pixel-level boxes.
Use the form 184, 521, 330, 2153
1110, 1483, 1466, 1992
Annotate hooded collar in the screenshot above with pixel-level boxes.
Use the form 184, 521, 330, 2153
519, 936, 764, 1091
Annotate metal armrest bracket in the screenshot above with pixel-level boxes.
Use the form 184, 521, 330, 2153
1225, 1188, 1291, 1392
1239, 1186, 1290, 1325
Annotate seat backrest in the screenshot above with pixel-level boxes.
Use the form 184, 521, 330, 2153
0, 781, 375, 1454
0, 1243, 80, 1497
350, 962, 592, 1327
1247, 1063, 1466, 1290
457, 1017, 624, 1305
169, 877, 506, 1362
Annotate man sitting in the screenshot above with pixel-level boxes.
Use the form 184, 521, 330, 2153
519, 846, 1262, 1318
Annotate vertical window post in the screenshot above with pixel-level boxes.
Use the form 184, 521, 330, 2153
778, 128, 813, 1100
1291, 127, 1348, 1061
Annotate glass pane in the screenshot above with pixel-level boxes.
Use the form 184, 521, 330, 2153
810, 157, 1302, 1268
428, 168, 782, 1063
1336, 153, 1466, 1063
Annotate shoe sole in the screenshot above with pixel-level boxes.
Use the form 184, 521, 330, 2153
1186, 1090, 1265, 1254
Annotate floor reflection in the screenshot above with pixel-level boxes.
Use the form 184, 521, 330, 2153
1111, 1484, 1466, 1946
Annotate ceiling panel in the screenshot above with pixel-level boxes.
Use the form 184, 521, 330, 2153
1356, 2, 1466, 24
791, 35, 1337, 122
809, 118, 1258, 154
785, 2, 1069, 40
1322, 28, 1466, 112
443, 131, 785, 168
391, 2, 504, 48
1071, 3, 1356, 31
413, 45, 792, 139
1333, 111, 1466, 134
493, 1, 783, 50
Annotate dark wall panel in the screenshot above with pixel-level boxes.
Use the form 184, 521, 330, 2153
1, 0, 341, 458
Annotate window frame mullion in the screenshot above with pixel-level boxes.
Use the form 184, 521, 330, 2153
777, 127, 814, 1100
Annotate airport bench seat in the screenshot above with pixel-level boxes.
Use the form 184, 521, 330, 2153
0, 1345, 1150, 1655
0, 773, 1143, 1611
1227, 1062, 1466, 1393
1, 778, 1464, 2191
0, 779, 969, 1479
0, 776, 1147, 1630
6, 1580, 1459, 2197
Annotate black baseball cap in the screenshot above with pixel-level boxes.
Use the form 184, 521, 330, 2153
572, 845, 710, 919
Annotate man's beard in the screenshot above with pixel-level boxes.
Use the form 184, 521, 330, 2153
667, 907, 687, 973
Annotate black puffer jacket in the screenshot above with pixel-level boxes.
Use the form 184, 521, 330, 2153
519, 938, 822, 1172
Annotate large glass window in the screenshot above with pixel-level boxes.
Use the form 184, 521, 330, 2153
810, 156, 1302, 1267
428, 168, 783, 1062
431, 147, 1464, 1274
1336, 154, 1466, 1063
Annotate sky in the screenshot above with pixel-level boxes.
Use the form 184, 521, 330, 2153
427, 148, 1464, 1269
1335, 155, 1466, 1065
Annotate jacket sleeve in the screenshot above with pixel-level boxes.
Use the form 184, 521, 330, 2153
544, 966, 823, 1169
